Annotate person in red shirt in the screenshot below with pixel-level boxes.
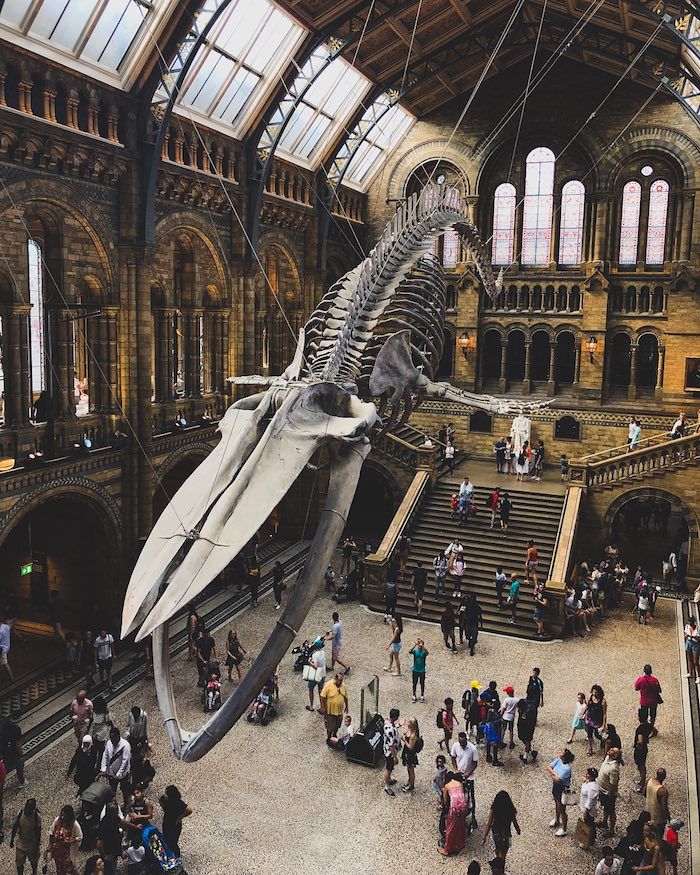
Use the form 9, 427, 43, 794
664, 818, 683, 875
634, 663, 662, 736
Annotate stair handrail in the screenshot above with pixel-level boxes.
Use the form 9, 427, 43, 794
547, 484, 584, 593
569, 427, 700, 488
572, 421, 700, 466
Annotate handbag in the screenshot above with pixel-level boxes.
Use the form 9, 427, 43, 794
302, 665, 323, 683
575, 817, 593, 848
561, 787, 577, 806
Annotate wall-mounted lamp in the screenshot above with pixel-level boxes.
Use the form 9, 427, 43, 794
457, 330, 473, 360
585, 335, 598, 363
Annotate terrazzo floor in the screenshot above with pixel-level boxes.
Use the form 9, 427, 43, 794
5, 590, 688, 875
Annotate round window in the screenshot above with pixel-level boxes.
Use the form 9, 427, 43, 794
436, 173, 446, 184
641, 165, 653, 177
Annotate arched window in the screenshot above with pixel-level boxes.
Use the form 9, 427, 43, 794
492, 182, 516, 265
442, 228, 459, 268
28, 239, 46, 397
522, 147, 555, 265
619, 180, 642, 265
645, 180, 669, 265
558, 180, 585, 264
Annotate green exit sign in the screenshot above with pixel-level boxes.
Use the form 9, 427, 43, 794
20, 563, 33, 576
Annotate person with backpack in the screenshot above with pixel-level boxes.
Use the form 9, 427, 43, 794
434, 553, 448, 598
401, 717, 423, 793
499, 492, 513, 534
516, 698, 538, 764
634, 664, 662, 736
462, 680, 480, 725
10, 797, 41, 874
482, 701, 503, 767
515, 443, 528, 482
459, 594, 483, 656
437, 698, 459, 751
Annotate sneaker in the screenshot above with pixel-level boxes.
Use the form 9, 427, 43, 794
554, 828, 567, 837
549, 819, 559, 828
419, 696, 425, 703
17, 781, 28, 789
492, 760, 503, 767
383, 667, 390, 672
531, 750, 538, 763
275, 603, 280, 610
402, 784, 414, 793
344, 667, 351, 676
412, 695, 417, 703
519, 754, 528, 763
391, 671, 400, 676
486, 752, 492, 763
384, 786, 395, 797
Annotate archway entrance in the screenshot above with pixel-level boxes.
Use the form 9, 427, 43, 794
345, 464, 397, 546
506, 330, 525, 386
610, 494, 690, 590
636, 333, 659, 395
555, 332, 577, 387
530, 330, 551, 383
609, 333, 631, 392
436, 328, 455, 378
482, 329, 502, 382
153, 456, 204, 523
0, 494, 119, 676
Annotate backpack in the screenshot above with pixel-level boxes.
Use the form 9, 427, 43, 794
415, 736, 425, 753
436, 709, 444, 729
517, 452, 526, 466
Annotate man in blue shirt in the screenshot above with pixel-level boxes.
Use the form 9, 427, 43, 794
508, 574, 521, 626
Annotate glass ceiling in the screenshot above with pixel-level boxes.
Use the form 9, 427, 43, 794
343, 97, 414, 189
0, 0, 165, 82
275, 44, 370, 167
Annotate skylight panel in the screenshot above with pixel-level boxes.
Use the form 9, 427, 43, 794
83, 0, 148, 69
342, 100, 414, 188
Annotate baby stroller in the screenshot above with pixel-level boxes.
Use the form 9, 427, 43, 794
77, 780, 115, 850
142, 825, 187, 874
202, 660, 223, 712
291, 634, 325, 672
246, 675, 278, 725
333, 567, 360, 603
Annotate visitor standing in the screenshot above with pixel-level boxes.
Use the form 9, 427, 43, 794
328, 611, 350, 674
633, 719, 653, 795
79, 631, 95, 689
594, 847, 623, 875
578, 767, 600, 848
412, 562, 427, 616
67, 735, 98, 795
0, 712, 26, 788
634, 664, 662, 735
597, 748, 620, 837
434, 553, 448, 598
96, 803, 122, 875
99, 727, 131, 803
533, 584, 547, 637
499, 492, 512, 534
482, 790, 520, 866
398, 535, 411, 576
46, 804, 82, 875
505, 437, 515, 475
449, 552, 465, 600
450, 731, 478, 781
645, 768, 670, 833
516, 697, 538, 764
444, 441, 455, 475
91, 697, 111, 765
401, 717, 421, 793
409, 639, 428, 703
383, 575, 397, 621
499, 686, 520, 750
494, 438, 506, 473
494, 566, 507, 609
439, 772, 468, 856
94, 629, 115, 690
585, 685, 608, 755
547, 748, 575, 837
525, 540, 539, 588
68, 690, 93, 743
125, 706, 148, 755
305, 640, 326, 712
384, 617, 403, 676
9, 797, 41, 875
460, 594, 483, 656
324, 564, 336, 592
382, 708, 401, 797
319, 673, 349, 744
533, 441, 545, 481
684, 618, 699, 679
438, 698, 459, 751
507, 573, 520, 625
271, 561, 284, 610
340, 537, 356, 577
194, 625, 216, 688
566, 693, 587, 744
440, 604, 457, 653
560, 454, 570, 482
225, 628, 246, 682
246, 552, 260, 607
488, 488, 501, 529
159, 786, 192, 858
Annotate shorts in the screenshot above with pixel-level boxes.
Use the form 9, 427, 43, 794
686, 640, 696, 653
415, 588, 425, 600
633, 747, 648, 768
533, 607, 544, 620
390, 643, 402, 653
571, 717, 586, 731
402, 747, 419, 767
98, 657, 113, 672
385, 754, 395, 772
332, 646, 342, 663
0, 650, 7, 665
308, 676, 325, 691
527, 561, 539, 572
552, 782, 564, 801
600, 793, 616, 815
3, 753, 23, 774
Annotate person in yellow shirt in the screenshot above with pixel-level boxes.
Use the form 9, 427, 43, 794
320, 673, 349, 744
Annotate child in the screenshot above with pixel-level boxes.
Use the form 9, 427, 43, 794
638, 586, 650, 625
450, 493, 459, 519
664, 818, 683, 875
495, 566, 507, 610
482, 701, 503, 766
470, 695, 487, 744
560, 454, 570, 482
594, 847, 622, 875
433, 754, 447, 800
434, 553, 448, 598
438, 697, 459, 750
124, 837, 147, 874
566, 692, 587, 744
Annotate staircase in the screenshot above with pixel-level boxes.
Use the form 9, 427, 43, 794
395, 480, 566, 638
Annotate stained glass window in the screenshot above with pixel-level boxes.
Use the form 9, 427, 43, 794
558, 180, 585, 265
27, 239, 46, 399
645, 179, 669, 265
522, 147, 555, 265
619, 180, 642, 265
443, 229, 459, 268
492, 182, 516, 265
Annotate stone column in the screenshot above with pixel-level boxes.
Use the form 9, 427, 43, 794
155, 309, 174, 402
1, 309, 22, 426
134, 253, 154, 538
679, 192, 694, 262
18, 309, 31, 423
0, 63, 7, 108
185, 311, 202, 397
89, 313, 102, 412
592, 195, 610, 263
221, 312, 230, 388
499, 339, 508, 394
100, 307, 119, 412
655, 344, 665, 402
522, 341, 532, 395
52, 309, 74, 419
628, 342, 638, 402
574, 342, 581, 389
212, 313, 223, 393
66, 89, 79, 128
547, 340, 556, 396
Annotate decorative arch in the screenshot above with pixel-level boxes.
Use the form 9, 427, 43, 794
599, 126, 699, 189
154, 210, 230, 294
604, 487, 698, 540
386, 140, 472, 203
154, 443, 214, 492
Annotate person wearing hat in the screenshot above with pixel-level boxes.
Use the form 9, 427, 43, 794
664, 818, 684, 875
463, 680, 481, 727
499, 686, 520, 750
67, 735, 98, 795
